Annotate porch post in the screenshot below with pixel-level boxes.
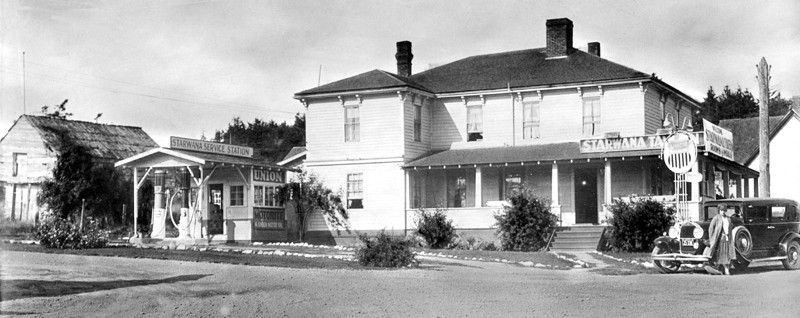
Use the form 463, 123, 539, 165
735, 175, 742, 198
405, 170, 410, 236
133, 168, 138, 239
753, 178, 759, 197
551, 163, 561, 223
475, 167, 482, 207
744, 177, 750, 198
722, 170, 730, 198
603, 161, 612, 223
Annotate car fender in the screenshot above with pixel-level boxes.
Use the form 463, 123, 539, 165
653, 236, 679, 253
779, 232, 800, 256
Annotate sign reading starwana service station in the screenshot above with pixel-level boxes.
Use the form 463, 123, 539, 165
170, 136, 254, 158
702, 119, 734, 161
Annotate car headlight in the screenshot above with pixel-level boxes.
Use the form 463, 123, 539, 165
668, 226, 679, 239
693, 226, 704, 239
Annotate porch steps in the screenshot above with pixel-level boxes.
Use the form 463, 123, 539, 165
549, 226, 606, 252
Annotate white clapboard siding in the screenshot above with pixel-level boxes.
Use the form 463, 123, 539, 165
403, 96, 432, 161
306, 93, 404, 163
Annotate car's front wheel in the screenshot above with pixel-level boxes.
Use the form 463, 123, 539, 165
782, 240, 800, 270
652, 246, 681, 274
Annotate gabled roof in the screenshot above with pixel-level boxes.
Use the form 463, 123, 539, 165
296, 69, 426, 97
295, 48, 652, 98
16, 115, 159, 161
277, 146, 306, 166
718, 113, 789, 165
411, 48, 650, 94
115, 147, 286, 169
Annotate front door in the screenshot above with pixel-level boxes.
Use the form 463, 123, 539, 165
574, 169, 598, 224
208, 184, 224, 235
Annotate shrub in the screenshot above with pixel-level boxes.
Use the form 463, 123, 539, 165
605, 197, 675, 252
414, 208, 456, 249
35, 216, 108, 249
355, 231, 415, 267
495, 188, 558, 252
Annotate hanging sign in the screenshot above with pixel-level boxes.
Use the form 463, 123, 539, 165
170, 136, 253, 158
685, 172, 704, 183
702, 119, 734, 161
663, 131, 698, 174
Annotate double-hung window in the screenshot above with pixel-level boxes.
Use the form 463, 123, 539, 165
413, 104, 422, 142
347, 173, 363, 209
230, 185, 244, 206
582, 97, 601, 136
467, 105, 483, 141
254, 185, 281, 207
446, 170, 467, 208
344, 105, 360, 142
522, 101, 541, 139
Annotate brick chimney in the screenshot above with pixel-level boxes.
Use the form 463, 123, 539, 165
396, 41, 413, 77
588, 42, 600, 57
546, 18, 574, 58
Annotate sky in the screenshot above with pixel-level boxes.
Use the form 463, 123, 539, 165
2, 0, 798, 147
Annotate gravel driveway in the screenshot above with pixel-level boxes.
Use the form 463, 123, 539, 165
2, 250, 798, 317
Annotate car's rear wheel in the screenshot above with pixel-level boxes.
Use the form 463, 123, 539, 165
652, 246, 681, 273
781, 240, 800, 270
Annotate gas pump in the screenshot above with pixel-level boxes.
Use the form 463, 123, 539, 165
165, 167, 203, 239
151, 170, 167, 238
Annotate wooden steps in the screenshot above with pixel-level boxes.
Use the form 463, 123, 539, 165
549, 226, 606, 252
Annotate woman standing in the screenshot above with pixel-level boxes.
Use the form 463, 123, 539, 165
707, 204, 737, 275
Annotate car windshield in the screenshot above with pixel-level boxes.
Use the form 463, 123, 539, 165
704, 204, 741, 221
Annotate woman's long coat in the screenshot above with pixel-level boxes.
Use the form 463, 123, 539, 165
703, 214, 737, 262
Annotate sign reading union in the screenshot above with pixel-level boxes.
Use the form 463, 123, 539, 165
580, 135, 669, 153
170, 136, 253, 158
702, 119, 734, 161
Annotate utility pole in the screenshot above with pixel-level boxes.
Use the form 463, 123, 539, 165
756, 57, 771, 197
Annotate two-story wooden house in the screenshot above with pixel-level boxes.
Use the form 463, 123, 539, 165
295, 18, 757, 244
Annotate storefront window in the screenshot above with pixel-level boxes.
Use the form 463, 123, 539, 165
254, 184, 281, 207
230, 185, 244, 206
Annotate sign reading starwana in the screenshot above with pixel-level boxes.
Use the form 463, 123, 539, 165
580, 135, 669, 153
170, 136, 253, 158
701, 119, 734, 161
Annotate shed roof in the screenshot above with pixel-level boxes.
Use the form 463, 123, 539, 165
17, 115, 159, 161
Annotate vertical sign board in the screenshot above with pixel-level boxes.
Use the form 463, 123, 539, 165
701, 119, 734, 161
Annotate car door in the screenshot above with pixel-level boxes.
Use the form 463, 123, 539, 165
744, 204, 770, 251
766, 204, 791, 250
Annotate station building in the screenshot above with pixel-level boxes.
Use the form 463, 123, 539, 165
295, 18, 757, 244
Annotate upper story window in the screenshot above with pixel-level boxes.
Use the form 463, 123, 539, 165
413, 104, 422, 142
347, 173, 363, 209
467, 105, 483, 142
582, 96, 601, 136
230, 185, 244, 206
522, 101, 541, 139
12, 153, 27, 177
344, 105, 360, 142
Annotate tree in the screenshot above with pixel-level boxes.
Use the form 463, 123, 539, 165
38, 132, 130, 227
213, 113, 305, 162
41, 99, 73, 119
699, 86, 794, 125
276, 171, 348, 242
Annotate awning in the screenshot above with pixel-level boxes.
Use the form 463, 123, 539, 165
403, 142, 662, 168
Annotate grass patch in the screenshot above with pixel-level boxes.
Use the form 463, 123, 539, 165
415, 248, 575, 268
0, 240, 365, 270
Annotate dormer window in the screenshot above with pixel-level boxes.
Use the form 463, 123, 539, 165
467, 105, 483, 141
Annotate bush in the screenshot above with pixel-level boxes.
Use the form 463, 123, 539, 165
495, 189, 558, 252
605, 197, 675, 252
35, 217, 108, 249
355, 231, 415, 267
414, 208, 456, 249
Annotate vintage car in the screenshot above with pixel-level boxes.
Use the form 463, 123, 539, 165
651, 198, 800, 273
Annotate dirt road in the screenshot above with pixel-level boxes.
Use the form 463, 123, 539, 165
2, 250, 798, 317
